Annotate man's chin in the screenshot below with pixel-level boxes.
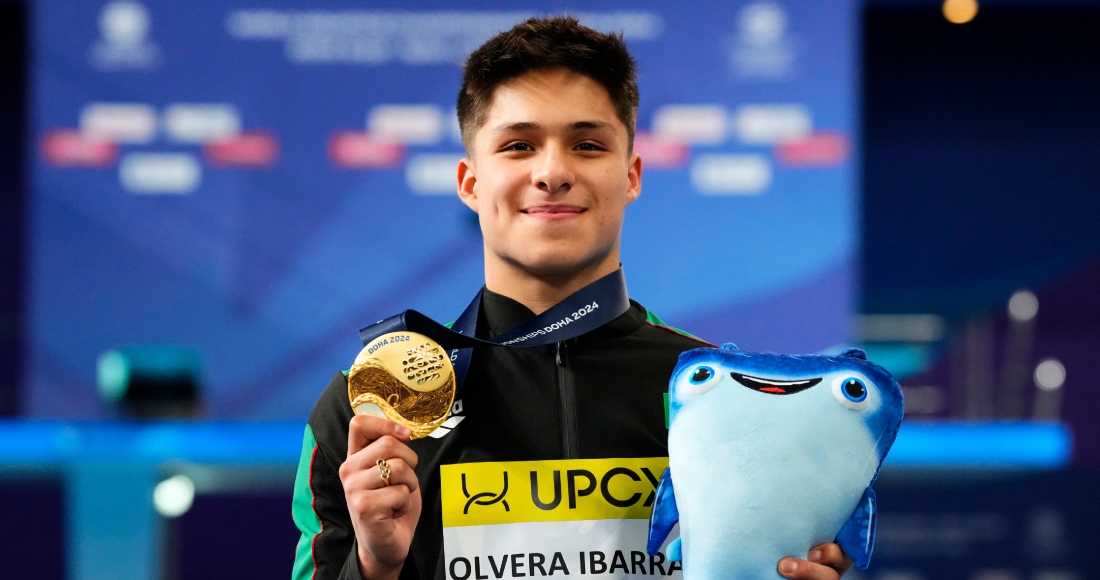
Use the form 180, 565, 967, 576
504, 252, 616, 280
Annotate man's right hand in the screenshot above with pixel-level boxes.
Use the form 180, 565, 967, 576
340, 415, 422, 580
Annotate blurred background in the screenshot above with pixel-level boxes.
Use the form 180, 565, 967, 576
0, 0, 1097, 578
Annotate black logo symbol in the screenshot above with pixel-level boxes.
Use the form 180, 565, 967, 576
462, 472, 509, 514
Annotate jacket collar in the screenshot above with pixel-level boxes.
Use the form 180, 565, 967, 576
478, 287, 644, 341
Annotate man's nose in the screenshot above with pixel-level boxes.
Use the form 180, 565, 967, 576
532, 146, 574, 194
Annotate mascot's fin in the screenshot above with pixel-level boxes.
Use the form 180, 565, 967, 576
668, 538, 683, 562
835, 487, 877, 570
646, 468, 679, 555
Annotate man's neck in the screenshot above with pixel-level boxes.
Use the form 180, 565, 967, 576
484, 259, 620, 315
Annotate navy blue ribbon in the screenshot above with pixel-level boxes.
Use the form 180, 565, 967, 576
358, 268, 630, 393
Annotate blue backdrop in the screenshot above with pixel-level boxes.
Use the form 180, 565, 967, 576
28, 0, 857, 419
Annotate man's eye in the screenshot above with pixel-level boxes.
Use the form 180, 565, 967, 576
576, 142, 604, 151
504, 142, 533, 151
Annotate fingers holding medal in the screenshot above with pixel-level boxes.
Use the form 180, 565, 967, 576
343, 414, 421, 493
340, 452, 418, 494
348, 332, 456, 439
340, 413, 423, 573
343, 413, 424, 504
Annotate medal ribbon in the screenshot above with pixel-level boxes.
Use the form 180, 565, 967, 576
358, 268, 630, 393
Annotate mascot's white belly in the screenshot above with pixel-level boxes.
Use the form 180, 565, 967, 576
647, 345, 904, 580
670, 402, 878, 579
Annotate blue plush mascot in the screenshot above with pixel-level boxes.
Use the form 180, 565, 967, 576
647, 344, 904, 579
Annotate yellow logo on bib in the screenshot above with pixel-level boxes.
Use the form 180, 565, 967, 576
441, 457, 669, 527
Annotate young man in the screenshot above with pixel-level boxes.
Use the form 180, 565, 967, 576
293, 16, 852, 580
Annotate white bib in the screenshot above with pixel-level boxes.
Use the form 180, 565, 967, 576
441, 458, 682, 580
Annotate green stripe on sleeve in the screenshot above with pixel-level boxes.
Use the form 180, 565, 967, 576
291, 424, 321, 580
664, 392, 670, 429
644, 309, 708, 342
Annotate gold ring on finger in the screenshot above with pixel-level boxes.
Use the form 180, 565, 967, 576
377, 458, 391, 486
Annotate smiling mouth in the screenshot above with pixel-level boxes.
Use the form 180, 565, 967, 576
730, 372, 822, 395
523, 205, 585, 216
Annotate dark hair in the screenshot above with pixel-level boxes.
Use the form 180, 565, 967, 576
457, 15, 639, 152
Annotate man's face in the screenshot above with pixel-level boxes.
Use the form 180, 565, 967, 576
457, 68, 642, 279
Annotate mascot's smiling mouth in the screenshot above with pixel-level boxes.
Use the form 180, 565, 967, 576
730, 373, 822, 395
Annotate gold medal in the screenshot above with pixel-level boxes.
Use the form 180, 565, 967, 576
347, 332, 456, 439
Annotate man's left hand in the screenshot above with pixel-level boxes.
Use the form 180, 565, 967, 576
777, 543, 853, 579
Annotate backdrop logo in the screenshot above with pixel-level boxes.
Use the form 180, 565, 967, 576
730, 2, 795, 79
226, 10, 663, 66
89, 1, 162, 70
461, 472, 509, 514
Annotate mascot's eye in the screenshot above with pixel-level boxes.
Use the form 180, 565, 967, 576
691, 367, 714, 384
680, 364, 721, 396
843, 379, 867, 402
831, 376, 871, 410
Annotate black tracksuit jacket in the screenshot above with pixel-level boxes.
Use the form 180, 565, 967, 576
292, 289, 711, 580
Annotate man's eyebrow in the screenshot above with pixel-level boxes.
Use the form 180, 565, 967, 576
489, 120, 617, 134
569, 120, 616, 133
490, 121, 541, 134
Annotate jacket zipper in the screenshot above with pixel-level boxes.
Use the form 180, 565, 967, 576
556, 340, 580, 459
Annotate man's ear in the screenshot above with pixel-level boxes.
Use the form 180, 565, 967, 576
456, 157, 478, 212
625, 151, 642, 205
